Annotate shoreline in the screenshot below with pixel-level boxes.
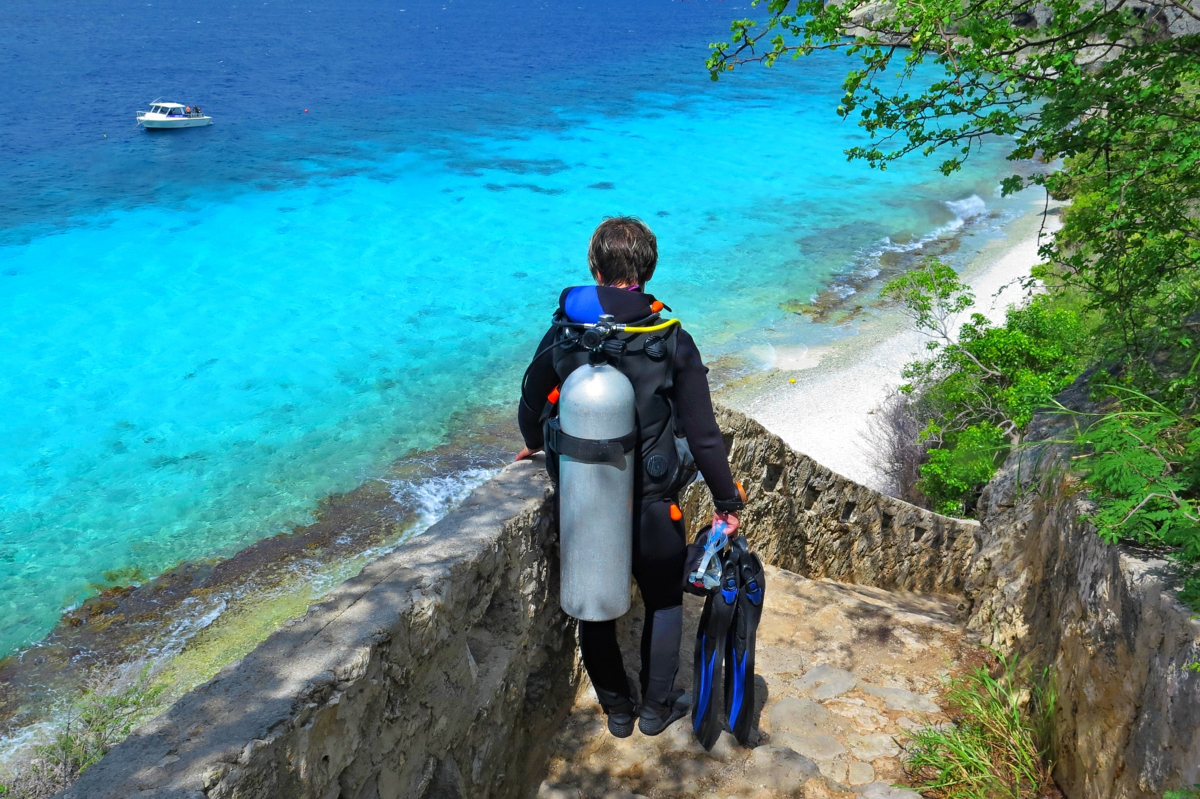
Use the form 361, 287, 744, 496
0, 416, 515, 768
733, 203, 1061, 491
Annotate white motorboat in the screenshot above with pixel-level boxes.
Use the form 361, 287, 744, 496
137, 102, 212, 129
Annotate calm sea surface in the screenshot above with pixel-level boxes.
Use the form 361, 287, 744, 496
0, 0, 1030, 657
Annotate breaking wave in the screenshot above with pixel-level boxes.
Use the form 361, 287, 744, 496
819, 195, 992, 300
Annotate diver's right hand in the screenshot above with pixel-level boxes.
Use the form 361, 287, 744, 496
714, 511, 740, 537
514, 445, 543, 462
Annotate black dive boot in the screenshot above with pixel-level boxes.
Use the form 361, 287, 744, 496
595, 685, 639, 739
638, 689, 690, 736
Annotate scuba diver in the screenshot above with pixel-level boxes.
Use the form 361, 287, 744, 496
516, 216, 744, 738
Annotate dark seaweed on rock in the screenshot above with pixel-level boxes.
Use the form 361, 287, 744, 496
0, 417, 518, 741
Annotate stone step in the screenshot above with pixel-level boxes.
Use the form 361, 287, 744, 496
536, 565, 977, 798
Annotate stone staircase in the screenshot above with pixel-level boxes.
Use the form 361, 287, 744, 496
537, 565, 980, 799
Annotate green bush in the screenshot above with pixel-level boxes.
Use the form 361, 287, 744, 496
1064, 376, 1200, 600
1073, 390, 1200, 555
882, 260, 1087, 515
919, 424, 1009, 516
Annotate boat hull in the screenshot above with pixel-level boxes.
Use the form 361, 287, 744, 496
138, 116, 212, 129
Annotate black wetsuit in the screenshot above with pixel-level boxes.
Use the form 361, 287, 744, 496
518, 285, 740, 713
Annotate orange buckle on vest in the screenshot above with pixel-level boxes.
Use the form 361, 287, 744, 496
547, 386, 560, 404
650, 300, 664, 313
669, 504, 683, 522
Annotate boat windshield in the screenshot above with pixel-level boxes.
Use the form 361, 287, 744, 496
150, 105, 162, 114
167, 106, 184, 117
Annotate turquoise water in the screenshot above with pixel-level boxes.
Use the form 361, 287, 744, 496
0, 1, 1029, 658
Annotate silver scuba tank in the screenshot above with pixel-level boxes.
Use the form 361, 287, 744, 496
557, 362, 636, 621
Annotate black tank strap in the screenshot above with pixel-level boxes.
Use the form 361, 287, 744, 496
546, 418, 637, 464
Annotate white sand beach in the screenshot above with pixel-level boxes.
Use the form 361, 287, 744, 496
745, 209, 1061, 492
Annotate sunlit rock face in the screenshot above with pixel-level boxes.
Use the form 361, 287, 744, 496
962, 381, 1200, 798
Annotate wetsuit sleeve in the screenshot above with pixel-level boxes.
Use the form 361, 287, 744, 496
518, 327, 558, 449
673, 329, 740, 505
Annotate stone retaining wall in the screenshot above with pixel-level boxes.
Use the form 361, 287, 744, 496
682, 407, 979, 595
60, 461, 578, 799
962, 387, 1200, 798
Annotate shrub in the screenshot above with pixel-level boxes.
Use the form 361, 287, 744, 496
865, 387, 932, 506
879, 259, 1087, 515
919, 423, 1009, 516
1064, 378, 1200, 602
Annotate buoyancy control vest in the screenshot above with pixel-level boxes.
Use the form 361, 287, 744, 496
542, 310, 698, 506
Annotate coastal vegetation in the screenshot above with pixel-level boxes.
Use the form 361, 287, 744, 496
708, 0, 1199, 598
878, 259, 1087, 515
0, 667, 163, 798
904, 652, 1056, 799
1165, 787, 1200, 799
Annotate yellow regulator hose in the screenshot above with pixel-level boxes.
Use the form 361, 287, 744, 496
622, 318, 680, 334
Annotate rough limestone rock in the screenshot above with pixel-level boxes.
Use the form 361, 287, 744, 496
771, 732, 846, 761
848, 760, 875, 785
845, 732, 900, 760
860, 782, 922, 799
817, 757, 850, 786
705, 731, 739, 763
663, 718, 704, 755
745, 746, 821, 795
962, 383, 1200, 797
537, 782, 582, 799
794, 664, 858, 700
768, 697, 834, 736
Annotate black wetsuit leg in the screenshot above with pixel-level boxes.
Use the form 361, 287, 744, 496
579, 619, 634, 712
632, 498, 687, 707
577, 498, 687, 712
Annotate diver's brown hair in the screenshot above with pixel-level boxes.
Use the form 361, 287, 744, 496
587, 216, 658, 287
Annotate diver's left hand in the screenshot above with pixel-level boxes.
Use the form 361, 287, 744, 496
714, 511, 740, 537
515, 446, 543, 462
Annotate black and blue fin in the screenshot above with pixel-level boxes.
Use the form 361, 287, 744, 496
691, 552, 738, 750
724, 538, 765, 746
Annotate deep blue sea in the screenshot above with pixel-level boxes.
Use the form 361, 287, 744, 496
0, 0, 1031, 658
